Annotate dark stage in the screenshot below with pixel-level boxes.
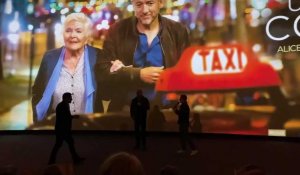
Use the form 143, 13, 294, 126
0, 132, 299, 175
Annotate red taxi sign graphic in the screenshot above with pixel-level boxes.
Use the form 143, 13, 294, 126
156, 44, 281, 92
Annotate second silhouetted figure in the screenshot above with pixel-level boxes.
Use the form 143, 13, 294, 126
130, 89, 150, 150
173, 94, 198, 156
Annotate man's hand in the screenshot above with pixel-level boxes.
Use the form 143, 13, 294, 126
110, 60, 125, 73
140, 66, 164, 84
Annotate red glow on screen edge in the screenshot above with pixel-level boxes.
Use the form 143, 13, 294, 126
156, 44, 281, 92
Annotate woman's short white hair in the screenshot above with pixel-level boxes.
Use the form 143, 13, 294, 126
63, 13, 92, 38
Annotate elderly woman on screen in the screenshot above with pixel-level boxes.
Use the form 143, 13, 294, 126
32, 13, 103, 123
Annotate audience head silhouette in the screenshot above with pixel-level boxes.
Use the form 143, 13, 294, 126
99, 152, 144, 175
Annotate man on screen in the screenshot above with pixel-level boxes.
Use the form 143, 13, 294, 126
95, 0, 190, 112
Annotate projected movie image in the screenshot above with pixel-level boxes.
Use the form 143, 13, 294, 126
1, 0, 300, 137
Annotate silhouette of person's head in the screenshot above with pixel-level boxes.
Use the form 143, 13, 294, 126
179, 94, 187, 103
136, 89, 143, 97
160, 165, 179, 175
62, 92, 72, 103
99, 152, 144, 175
234, 164, 266, 175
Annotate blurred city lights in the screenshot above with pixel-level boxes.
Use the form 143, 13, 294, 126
173, 0, 185, 6
50, 8, 56, 14
244, 8, 252, 14
96, 20, 110, 30
60, 15, 66, 24
60, 8, 69, 15
27, 3, 34, 15
4, 0, 13, 14
116, 0, 126, 8
7, 33, 19, 45
251, 0, 268, 10
163, 15, 179, 22
95, 6, 101, 11
8, 20, 20, 33
250, 19, 260, 27
27, 24, 34, 31
269, 59, 283, 71
127, 5, 133, 12
74, 6, 82, 13
261, 8, 272, 18
54, 23, 64, 47
113, 14, 119, 20
104, 12, 111, 20
230, 0, 237, 20
252, 44, 262, 53
5, 54, 13, 61
189, 23, 196, 30
54, 23, 62, 34
251, 9, 260, 19
68, 2, 75, 8
58, 2, 64, 8
89, 0, 96, 6
91, 12, 98, 20
173, 9, 179, 16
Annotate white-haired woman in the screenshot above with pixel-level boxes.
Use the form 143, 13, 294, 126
32, 13, 103, 123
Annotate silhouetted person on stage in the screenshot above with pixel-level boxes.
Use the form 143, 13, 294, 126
48, 92, 84, 165
130, 89, 150, 150
173, 94, 198, 156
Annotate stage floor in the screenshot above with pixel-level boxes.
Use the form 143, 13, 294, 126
0, 133, 299, 175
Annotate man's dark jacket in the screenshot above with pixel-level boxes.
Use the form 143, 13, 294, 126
174, 102, 190, 126
95, 15, 190, 106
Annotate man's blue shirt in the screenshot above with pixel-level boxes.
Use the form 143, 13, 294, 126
133, 33, 164, 67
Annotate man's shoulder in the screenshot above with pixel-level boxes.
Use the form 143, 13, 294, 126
112, 17, 134, 29
161, 16, 186, 29
56, 102, 63, 108
56, 101, 67, 109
